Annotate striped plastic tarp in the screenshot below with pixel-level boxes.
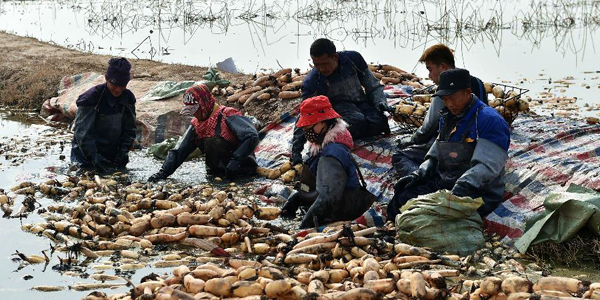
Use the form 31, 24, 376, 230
255, 111, 600, 240
255, 111, 403, 204
485, 115, 600, 240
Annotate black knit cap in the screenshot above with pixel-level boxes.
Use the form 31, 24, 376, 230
434, 68, 470, 97
105, 57, 131, 87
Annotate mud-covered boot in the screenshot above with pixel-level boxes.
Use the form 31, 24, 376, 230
280, 192, 301, 219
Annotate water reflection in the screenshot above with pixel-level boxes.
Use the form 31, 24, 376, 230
0, 0, 597, 70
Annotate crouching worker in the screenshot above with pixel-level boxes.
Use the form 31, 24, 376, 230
386, 69, 510, 221
71, 57, 136, 173
280, 95, 376, 228
392, 44, 488, 176
148, 84, 258, 182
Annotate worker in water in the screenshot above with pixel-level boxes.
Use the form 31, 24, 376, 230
148, 84, 259, 181
392, 44, 488, 176
70, 57, 137, 173
290, 38, 391, 165
387, 69, 510, 221
281, 95, 376, 228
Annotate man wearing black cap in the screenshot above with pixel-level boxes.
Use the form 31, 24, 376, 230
392, 44, 488, 177
71, 57, 137, 172
386, 68, 510, 221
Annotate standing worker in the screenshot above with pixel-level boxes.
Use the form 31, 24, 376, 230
387, 69, 509, 221
148, 84, 259, 181
71, 57, 137, 172
281, 95, 376, 228
392, 44, 488, 176
290, 38, 391, 165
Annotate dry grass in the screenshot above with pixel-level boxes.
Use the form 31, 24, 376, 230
528, 231, 600, 268
0, 63, 67, 109
0, 32, 250, 113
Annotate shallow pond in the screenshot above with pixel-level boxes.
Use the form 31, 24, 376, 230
0, 109, 211, 299
0, 0, 599, 115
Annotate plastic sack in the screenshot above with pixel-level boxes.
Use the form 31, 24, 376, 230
148, 137, 202, 161
395, 189, 485, 255
514, 184, 600, 253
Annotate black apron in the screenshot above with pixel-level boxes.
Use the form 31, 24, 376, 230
71, 88, 123, 165
298, 156, 377, 223
436, 107, 482, 185
201, 112, 257, 175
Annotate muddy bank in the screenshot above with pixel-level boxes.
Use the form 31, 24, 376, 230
0, 31, 253, 115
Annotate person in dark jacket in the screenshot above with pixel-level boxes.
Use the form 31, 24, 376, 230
392, 44, 488, 176
281, 95, 376, 228
386, 69, 510, 221
70, 57, 137, 173
289, 38, 391, 165
148, 84, 259, 181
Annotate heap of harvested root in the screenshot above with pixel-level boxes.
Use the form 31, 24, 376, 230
6, 173, 600, 300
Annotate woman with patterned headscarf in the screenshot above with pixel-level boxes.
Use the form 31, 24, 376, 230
148, 84, 259, 181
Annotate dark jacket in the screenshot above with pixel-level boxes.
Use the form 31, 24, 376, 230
411, 75, 487, 145
428, 96, 510, 214
157, 113, 259, 178
71, 83, 137, 164
292, 51, 387, 157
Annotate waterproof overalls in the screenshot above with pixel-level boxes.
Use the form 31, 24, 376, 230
154, 107, 259, 178
291, 51, 390, 161
295, 154, 376, 228
283, 120, 377, 228
392, 75, 488, 176
387, 97, 510, 221
71, 83, 137, 167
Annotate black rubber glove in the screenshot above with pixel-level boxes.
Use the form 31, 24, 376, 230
451, 183, 471, 197
148, 172, 166, 182
376, 102, 393, 113
416, 157, 437, 181
290, 152, 303, 165
114, 150, 129, 167
395, 158, 438, 191
226, 159, 241, 180
93, 154, 112, 173
280, 192, 301, 219
394, 174, 419, 191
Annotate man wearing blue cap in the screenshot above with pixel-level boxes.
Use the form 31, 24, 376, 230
386, 68, 510, 221
71, 57, 137, 172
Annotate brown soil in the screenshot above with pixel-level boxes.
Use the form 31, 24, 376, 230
0, 31, 288, 124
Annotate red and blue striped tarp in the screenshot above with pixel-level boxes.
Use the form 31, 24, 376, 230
255, 108, 600, 240
255, 112, 401, 204
485, 115, 600, 240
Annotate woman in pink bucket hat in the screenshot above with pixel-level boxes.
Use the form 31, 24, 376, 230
281, 95, 376, 228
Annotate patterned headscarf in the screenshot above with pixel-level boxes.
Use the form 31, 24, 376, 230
180, 84, 216, 119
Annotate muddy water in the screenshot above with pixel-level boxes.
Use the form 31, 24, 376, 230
0, 0, 599, 115
0, 109, 210, 299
